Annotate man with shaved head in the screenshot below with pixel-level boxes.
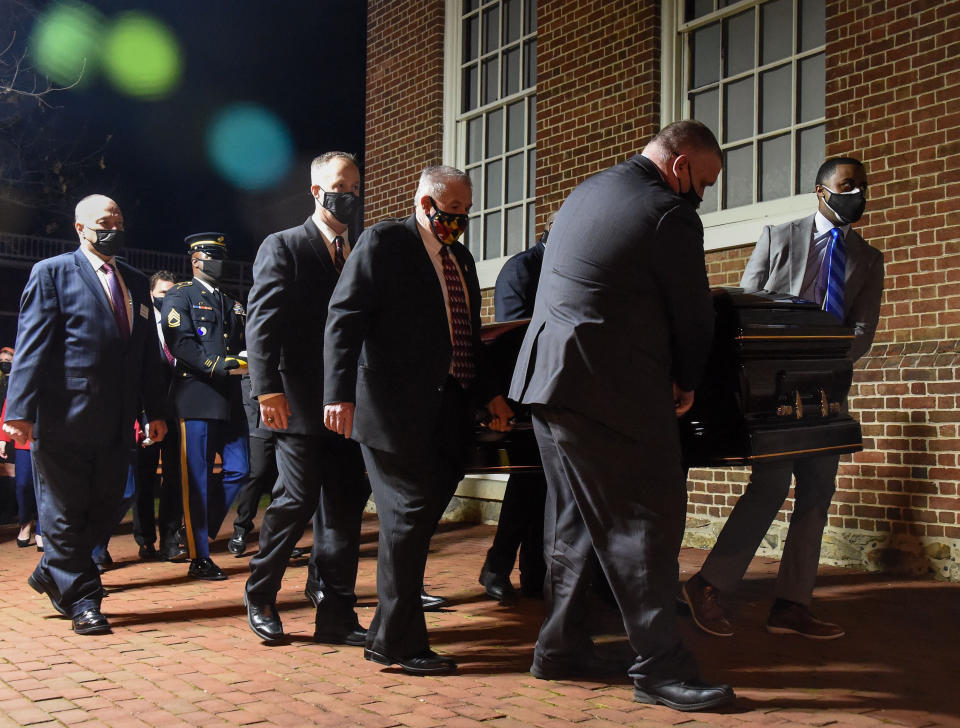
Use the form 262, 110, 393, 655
3, 194, 166, 635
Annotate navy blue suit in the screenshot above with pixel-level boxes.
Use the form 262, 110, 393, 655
6, 248, 163, 616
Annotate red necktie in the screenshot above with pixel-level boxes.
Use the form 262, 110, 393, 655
333, 236, 346, 273
102, 262, 130, 341
440, 246, 475, 387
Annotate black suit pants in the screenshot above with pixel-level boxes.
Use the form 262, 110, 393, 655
233, 434, 278, 533
31, 437, 128, 616
484, 469, 546, 590
531, 405, 697, 684
246, 431, 367, 632
132, 420, 183, 548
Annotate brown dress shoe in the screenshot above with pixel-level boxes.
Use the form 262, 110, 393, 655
683, 574, 734, 637
766, 602, 844, 639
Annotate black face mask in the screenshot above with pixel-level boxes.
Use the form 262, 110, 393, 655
0, 361, 10, 375
88, 227, 126, 257
823, 187, 866, 224
538, 228, 550, 246
680, 166, 702, 209
200, 258, 225, 282
319, 190, 360, 225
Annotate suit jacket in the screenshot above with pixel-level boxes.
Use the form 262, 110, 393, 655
161, 278, 245, 421
494, 239, 545, 321
509, 154, 715, 446
245, 217, 356, 435
323, 215, 497, 457
5, 249, 164, 446
741, 214, 884, 361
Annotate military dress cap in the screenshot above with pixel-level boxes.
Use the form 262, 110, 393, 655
185, 232, 228, 258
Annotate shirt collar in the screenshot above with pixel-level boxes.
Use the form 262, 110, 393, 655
418, 218, 444, 258
814, 210, 851, 239
79, 243, 115, 272
194, 276, 216, 294
311, 210, 348, 244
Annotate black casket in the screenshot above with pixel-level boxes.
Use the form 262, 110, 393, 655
467, 287, 863, 474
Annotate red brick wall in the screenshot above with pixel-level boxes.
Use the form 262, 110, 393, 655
365, 0, 446, 225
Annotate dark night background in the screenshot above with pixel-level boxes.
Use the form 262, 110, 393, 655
1, 0, 366, 258
0, 0, 366, 345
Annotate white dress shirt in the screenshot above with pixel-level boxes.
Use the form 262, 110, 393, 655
79, 244, 132, 334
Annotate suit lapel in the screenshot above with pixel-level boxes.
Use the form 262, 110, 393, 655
788, 215, 816, 296
303, 217, 340, 283
841, 227, 866, 311
73, 249, 116, 323
403, 215, 451, 338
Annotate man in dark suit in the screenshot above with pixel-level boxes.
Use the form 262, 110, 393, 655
479, 213, 555, 604
323, 165, 514, 675
509, 121, 734, 711
3, 194, 166, 635
684, 157, 884, 641
133, 270, 186, 562
161, 234, 249, 581
243, 152, 371, 646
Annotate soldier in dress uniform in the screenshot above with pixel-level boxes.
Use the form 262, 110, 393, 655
161, 233, 250, 580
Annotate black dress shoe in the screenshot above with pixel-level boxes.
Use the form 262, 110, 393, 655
72, 608, 111, 635
420, 589, 447, 611
17, 536, 32, 548
530, 652, 630, 680
188, 557, 227, 580
479, 564, 519, 605
160, 544, 189, 562
290, 546, 310, 559
244, 594, 284, 642
314, 625, 367, 647
227, 526, 247, 556
138, 543, 159, 561
27, 571, 68, 617
304, 585, 323, 609
93, 550, 113, 573
633, 679, 735, 712
364, 647, 457, 675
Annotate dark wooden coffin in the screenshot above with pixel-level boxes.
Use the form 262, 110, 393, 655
467, 287, 863, 474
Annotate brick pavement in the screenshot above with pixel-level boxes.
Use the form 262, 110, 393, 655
1, 513, 958, 728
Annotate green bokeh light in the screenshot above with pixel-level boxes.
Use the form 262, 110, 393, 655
29, 1, 102, 87
103, 12, 182, 99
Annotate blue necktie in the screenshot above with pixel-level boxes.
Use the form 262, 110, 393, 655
823, 227, 846, 319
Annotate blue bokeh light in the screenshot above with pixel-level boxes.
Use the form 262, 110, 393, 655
205, 104, 294, 190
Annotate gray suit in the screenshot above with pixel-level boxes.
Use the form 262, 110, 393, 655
701, 214, 884, 605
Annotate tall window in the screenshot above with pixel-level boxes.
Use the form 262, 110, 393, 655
681, 0, 825, 214
457, 0, 537, 261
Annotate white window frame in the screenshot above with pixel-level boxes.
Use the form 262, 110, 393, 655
661, 0, 823, 252
443, 0, 537, 288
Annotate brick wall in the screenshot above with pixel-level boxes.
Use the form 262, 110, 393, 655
365, 0, 446, 225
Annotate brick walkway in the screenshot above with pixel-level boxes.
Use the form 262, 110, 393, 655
1, 514, 958, 728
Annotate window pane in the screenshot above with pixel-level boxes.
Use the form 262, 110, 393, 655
524, 0, 536, 34
486, 108, 503, 156
467, 215, 481, 258
761, 0, 792, 65
527, 201, 536, 246
483, 6, 499, 55
724, 77, 754, 143
799, 0, 825, 52
464, 0, 479, 12
528, 94, 537, 143
503, 45, 520, 96
760, 134, 791, 201
724, 10, 754, 78
482, 56, 499, 105
506, 100, 524, 150
691, 88, 719, 139
724, 145, 753, 209
485, 159, 503, 208
685, 0, 713, 22
462, 64, 477, 112
527, 148, 536, 196
467, 117, 483, 163
798, 53, 825, 122
506, 205, 524, 256
700, 179, 719, 214
468, 165, 482, 206
506, 153, 524, 202
523, 38, 536, 89
691, 22, 721, 88
760, 64, 791, 132
484, 210, 501, 259
462, 14, 479, 63
504, 0, 521, 43
798, 123, 825, 191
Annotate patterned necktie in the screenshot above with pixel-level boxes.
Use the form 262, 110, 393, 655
102, 262, 130, 340
823, 227, 846, 319
333, 236, 346, 273
440, 246, 475, 387
161, 338, 175, 365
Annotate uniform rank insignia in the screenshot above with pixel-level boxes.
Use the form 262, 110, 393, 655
204, 359, 213, 367
233, 302, 246, 315
167, 308, 181, 327
197, 326, 208, 336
